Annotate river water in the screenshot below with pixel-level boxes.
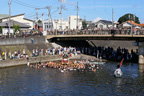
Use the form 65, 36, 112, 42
0, 62, 144, 96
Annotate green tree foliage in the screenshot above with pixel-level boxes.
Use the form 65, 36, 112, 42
118, 13, 140, 24
38, 19, 42, 24
82, 21, 87, 29
13, 25, 20, 32
0, 27, 4, 34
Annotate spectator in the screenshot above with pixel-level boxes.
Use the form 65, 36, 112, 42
31, 37, 34, 44
0, 55, 2, 60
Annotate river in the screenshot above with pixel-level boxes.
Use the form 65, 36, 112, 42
0, 62, 144, 96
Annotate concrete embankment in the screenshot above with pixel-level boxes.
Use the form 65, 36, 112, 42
0, 36, 46, 45
0, 55, 60, 68
0, 54, 97, 68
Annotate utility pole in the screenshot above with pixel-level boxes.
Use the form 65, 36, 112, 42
60, 1, 62, 31
58, 0, 63, 31
33, 17, 35, 29
36, 8, 39, 30
42, 13, 44, 32
133, 14, 135, 29
46, 6, 53, 31
84, 16, 86, 21
112, 8, 114, 28
9, 0, 11, 38
58, 0, 66, 31
77, 1, 79, 30
130, 14, 133, 35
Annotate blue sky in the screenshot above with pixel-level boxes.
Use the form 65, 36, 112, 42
0, 0, 144, 23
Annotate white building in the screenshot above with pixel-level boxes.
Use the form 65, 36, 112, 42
0, 13, 34, 35
44, 15, 82, 31
119, 21, 141, 29
95, 20, 117, 29
0, 13, 34, 29
68, 15, 82, 30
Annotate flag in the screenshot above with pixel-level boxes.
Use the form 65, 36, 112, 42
119, 58, 124, 68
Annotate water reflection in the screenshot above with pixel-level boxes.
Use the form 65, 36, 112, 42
0, 62, 144, 95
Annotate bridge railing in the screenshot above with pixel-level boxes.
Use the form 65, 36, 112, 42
47, 29, 144, 36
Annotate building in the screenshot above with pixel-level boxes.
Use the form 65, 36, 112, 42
68, 15, 82, 30
0, 14, 34, 29
35, 23, 43, 32
0, 14, 9, 19
0, 20, 30, 35
44, 15, 82, 31
95, 20, 117, 29
119, 20, 141, 29
140, 23, 144, 28
0, 13, 34, 35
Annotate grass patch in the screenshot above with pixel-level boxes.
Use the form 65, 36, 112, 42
0, 45, 31, 56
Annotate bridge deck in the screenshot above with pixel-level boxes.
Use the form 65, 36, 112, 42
46, 35, 144, 41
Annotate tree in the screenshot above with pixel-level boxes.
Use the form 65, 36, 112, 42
118, 13, 140, 24
82, 21, 87, 29
38, 19, 42, 24
13, 25, 20, 32
0, 27, 4, 34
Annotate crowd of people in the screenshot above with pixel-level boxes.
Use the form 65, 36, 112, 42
29, 60, 103, 73
47, 28, 144, 35
0, 31, 43, 39
31, 47, 78, 57
0, 45, 138, 63
76, 46, 138, 62
1, 28, 144, 40
0, 49, 29, 61
0, 47, 78, 61
28, 46, 103, 73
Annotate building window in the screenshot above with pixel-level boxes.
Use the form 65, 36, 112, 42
100, 25, 103, 29
59, 26, 62, 30
24, 23, 29, 25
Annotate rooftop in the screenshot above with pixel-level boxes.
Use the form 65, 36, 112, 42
100, 20, 113, 24
0, 20, 30, 28
0, 14, 9, 19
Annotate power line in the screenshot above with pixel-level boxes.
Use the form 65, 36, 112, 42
58, 0, 66, 30
46, 6, 53, 31
15, 0, 42, 8
51, 8, 59, 14
11, 0, 38, 8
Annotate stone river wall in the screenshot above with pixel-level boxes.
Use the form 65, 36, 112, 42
0, 54, 98, 68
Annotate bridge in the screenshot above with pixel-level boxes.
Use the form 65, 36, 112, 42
46, 32, 144, 65
47, 34, 144, 42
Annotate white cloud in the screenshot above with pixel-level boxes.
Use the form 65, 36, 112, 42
92, 17, 102, 23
